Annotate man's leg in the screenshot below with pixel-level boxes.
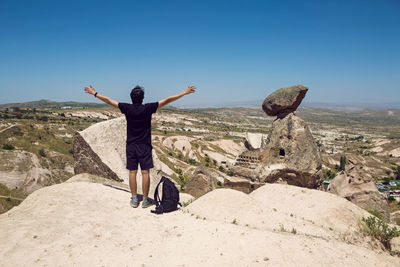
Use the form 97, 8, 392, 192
141, 169, 150, 197
129, 170, 139, 208
129, 170, 138, 196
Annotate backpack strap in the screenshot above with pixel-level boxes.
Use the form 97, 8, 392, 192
153, 176, 166, 206
151, 176, 167, 214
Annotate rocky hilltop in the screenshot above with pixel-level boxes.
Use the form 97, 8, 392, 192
0, 173, 399, 266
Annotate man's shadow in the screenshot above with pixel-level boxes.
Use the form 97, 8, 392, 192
102, 184, 155, 202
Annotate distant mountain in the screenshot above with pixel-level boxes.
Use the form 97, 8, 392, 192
0, 100, 108, 109
302, 102, 400, 112
177, 100, 400, 112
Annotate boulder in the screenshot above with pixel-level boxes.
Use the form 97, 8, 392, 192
390, 237, 400, 255
230, 165, 260, 181
244, 132, 264, 150
185, 166, 216, 197
262, 85, 308, 117
73, 117, 162, 196
391, 211, 400, 226
327, 166, 390, 222
259, 113, 323, 188
223, 175, 264, 194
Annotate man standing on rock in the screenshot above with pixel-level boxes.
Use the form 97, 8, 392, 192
84, 85, 196, 208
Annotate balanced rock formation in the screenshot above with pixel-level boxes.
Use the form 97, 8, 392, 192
185, 166, 216, 197
262, 85, 308, 117
259, 86, 322, 188
327, 166, 390, 222
73, 117, 162, 196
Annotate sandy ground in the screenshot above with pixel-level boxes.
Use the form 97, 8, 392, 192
0, 175, 399, 267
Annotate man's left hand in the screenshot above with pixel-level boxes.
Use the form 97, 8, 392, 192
84, 85, 96, 95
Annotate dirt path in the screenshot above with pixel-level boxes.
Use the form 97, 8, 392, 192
0, 124, 17, 134
0, 195, 24, 201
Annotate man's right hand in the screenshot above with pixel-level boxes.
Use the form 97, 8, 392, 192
184, 86, 196, 95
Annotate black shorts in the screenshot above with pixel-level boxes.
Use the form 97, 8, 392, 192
126, 143, 154, 171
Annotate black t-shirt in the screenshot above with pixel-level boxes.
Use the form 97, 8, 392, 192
118, 102, 159, 145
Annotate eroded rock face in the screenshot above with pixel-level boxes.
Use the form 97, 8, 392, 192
223, 175, 264, 194
230, 165, 260, 181
162, 136, 196, 159
244, 132, 264, 150
185, 166, 216, 198
262, 85, 308, 117
327, 166, 390, 222
73, 117, 162, 196
0, 150, 73, 194
259, 113, 323, 188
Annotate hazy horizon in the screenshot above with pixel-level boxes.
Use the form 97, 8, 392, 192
1, 98, 400, 111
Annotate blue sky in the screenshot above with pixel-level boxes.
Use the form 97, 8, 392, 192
0, 0, 399, 107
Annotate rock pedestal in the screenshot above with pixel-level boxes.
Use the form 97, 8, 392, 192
259, 113, 323, 188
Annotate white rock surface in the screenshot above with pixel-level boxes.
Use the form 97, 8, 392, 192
0, 178, 398, 266
76, 117, 162, 196
245, 132, 264, 150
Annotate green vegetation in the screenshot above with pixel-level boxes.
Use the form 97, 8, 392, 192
322, 168, 336, 180
2, 144, 15, 150
360, 216, 400, 250
39, 148, 47, 157
0, 183, 26, 214
182, 199, 194, 207
395, 166, 400, 180
367, 209, 384, 221
339, 155, 346, 171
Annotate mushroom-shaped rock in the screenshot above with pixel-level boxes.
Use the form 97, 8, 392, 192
262, 85, 308, 117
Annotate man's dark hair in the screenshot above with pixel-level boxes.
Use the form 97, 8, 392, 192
130, 85, 144, 104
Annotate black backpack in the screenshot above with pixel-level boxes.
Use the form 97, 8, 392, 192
151, 176, 182, 214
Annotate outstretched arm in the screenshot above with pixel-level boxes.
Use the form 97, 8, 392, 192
158, 86, 196, 109
84, 85, 119, 108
